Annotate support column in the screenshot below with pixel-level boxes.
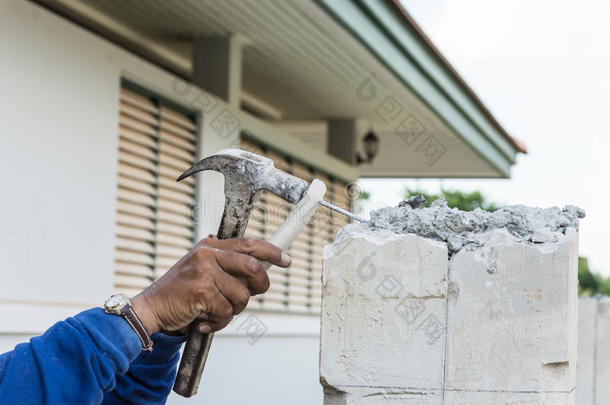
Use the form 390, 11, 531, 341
191, 35, 244, 237
321, 222, 579, 404
192, 35, 243, 109
327, 119, 367, 165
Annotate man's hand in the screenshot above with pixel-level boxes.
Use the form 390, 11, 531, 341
130, 235, 291, 336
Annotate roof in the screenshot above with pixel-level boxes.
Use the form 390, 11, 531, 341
34, 0, 525, 179
389, 0, 526, 154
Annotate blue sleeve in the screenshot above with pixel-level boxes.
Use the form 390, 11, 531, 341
0, 308, 183, 405
101, 333, 186, 405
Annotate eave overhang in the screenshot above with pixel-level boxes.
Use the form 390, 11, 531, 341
316, 0, 525, 178
32, 0, 525, 179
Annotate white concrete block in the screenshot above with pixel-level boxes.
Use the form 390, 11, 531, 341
576, 297, 610, 405
443, 389, 574, 405
320, 231, 448, 393
594, 299, 610, 405
446, 229, 579, 393
576, 296, 610, 405
321, 227, 579, 404
576, 297, 597, 405
323, 385, 442, 405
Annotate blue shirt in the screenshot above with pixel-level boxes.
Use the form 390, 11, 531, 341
0, 308, 185, 404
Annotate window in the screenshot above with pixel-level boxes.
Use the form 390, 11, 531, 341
113, 84, 198, 297
112, 84, 354, 313
241, 137, 353, 314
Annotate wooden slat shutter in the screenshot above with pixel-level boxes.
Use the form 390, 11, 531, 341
113, 86, 197, 297
241, 137, 353, 314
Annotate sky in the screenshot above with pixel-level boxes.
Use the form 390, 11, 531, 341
361, 0, 610, 275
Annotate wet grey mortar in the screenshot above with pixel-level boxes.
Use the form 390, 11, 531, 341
359, 195, 586, 255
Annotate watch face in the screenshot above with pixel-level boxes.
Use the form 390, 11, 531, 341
105, 294, 128, 310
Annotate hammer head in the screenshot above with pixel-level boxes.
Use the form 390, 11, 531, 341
177, 148, 308, 239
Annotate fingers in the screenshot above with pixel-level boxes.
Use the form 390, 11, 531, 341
195, 266, 250, 334
185, 236, 288, 335
198, 313, 233, 334
203, 237, 292, 268
211, 249, 271, 295
200, 281, 234, 321
213, 264, 252, 314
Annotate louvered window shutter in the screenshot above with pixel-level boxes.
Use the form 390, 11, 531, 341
241, 137, 353, 314
113, 86, 197, 297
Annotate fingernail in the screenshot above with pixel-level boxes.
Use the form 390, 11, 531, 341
199, 324, 212, 334
281, 252, 292, 266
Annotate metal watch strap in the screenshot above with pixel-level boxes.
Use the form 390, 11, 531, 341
120, 305, 153, 351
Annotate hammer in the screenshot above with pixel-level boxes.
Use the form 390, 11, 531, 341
172, 149, 315, 397
172, 149, 367, 397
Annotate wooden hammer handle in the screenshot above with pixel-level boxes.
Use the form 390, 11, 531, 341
173, 322, 214, 397
173, 180, 326, 397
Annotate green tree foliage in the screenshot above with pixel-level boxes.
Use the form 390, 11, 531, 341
579, 257, 610, 297
404, 188, 499, 212
578, 257, 599, 296
359, 190, 371, 201
601, 279, 610, 296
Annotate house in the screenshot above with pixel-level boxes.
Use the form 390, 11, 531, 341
0, 0, 525, 404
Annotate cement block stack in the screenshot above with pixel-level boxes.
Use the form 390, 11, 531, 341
320, 199, 583, 404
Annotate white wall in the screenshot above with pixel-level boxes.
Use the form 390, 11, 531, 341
0, 2, 322, 404
167, 314, 322, 405
0, 0, 119, 308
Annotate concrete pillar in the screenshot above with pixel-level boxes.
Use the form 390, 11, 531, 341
577, 297, 597, 404
321, 225, 579, 404
593, 299, 610, 404
444, 228, 578, 404
577, 296, 610, 405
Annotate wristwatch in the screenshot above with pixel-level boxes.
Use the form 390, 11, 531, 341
104, 293, 153, 351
